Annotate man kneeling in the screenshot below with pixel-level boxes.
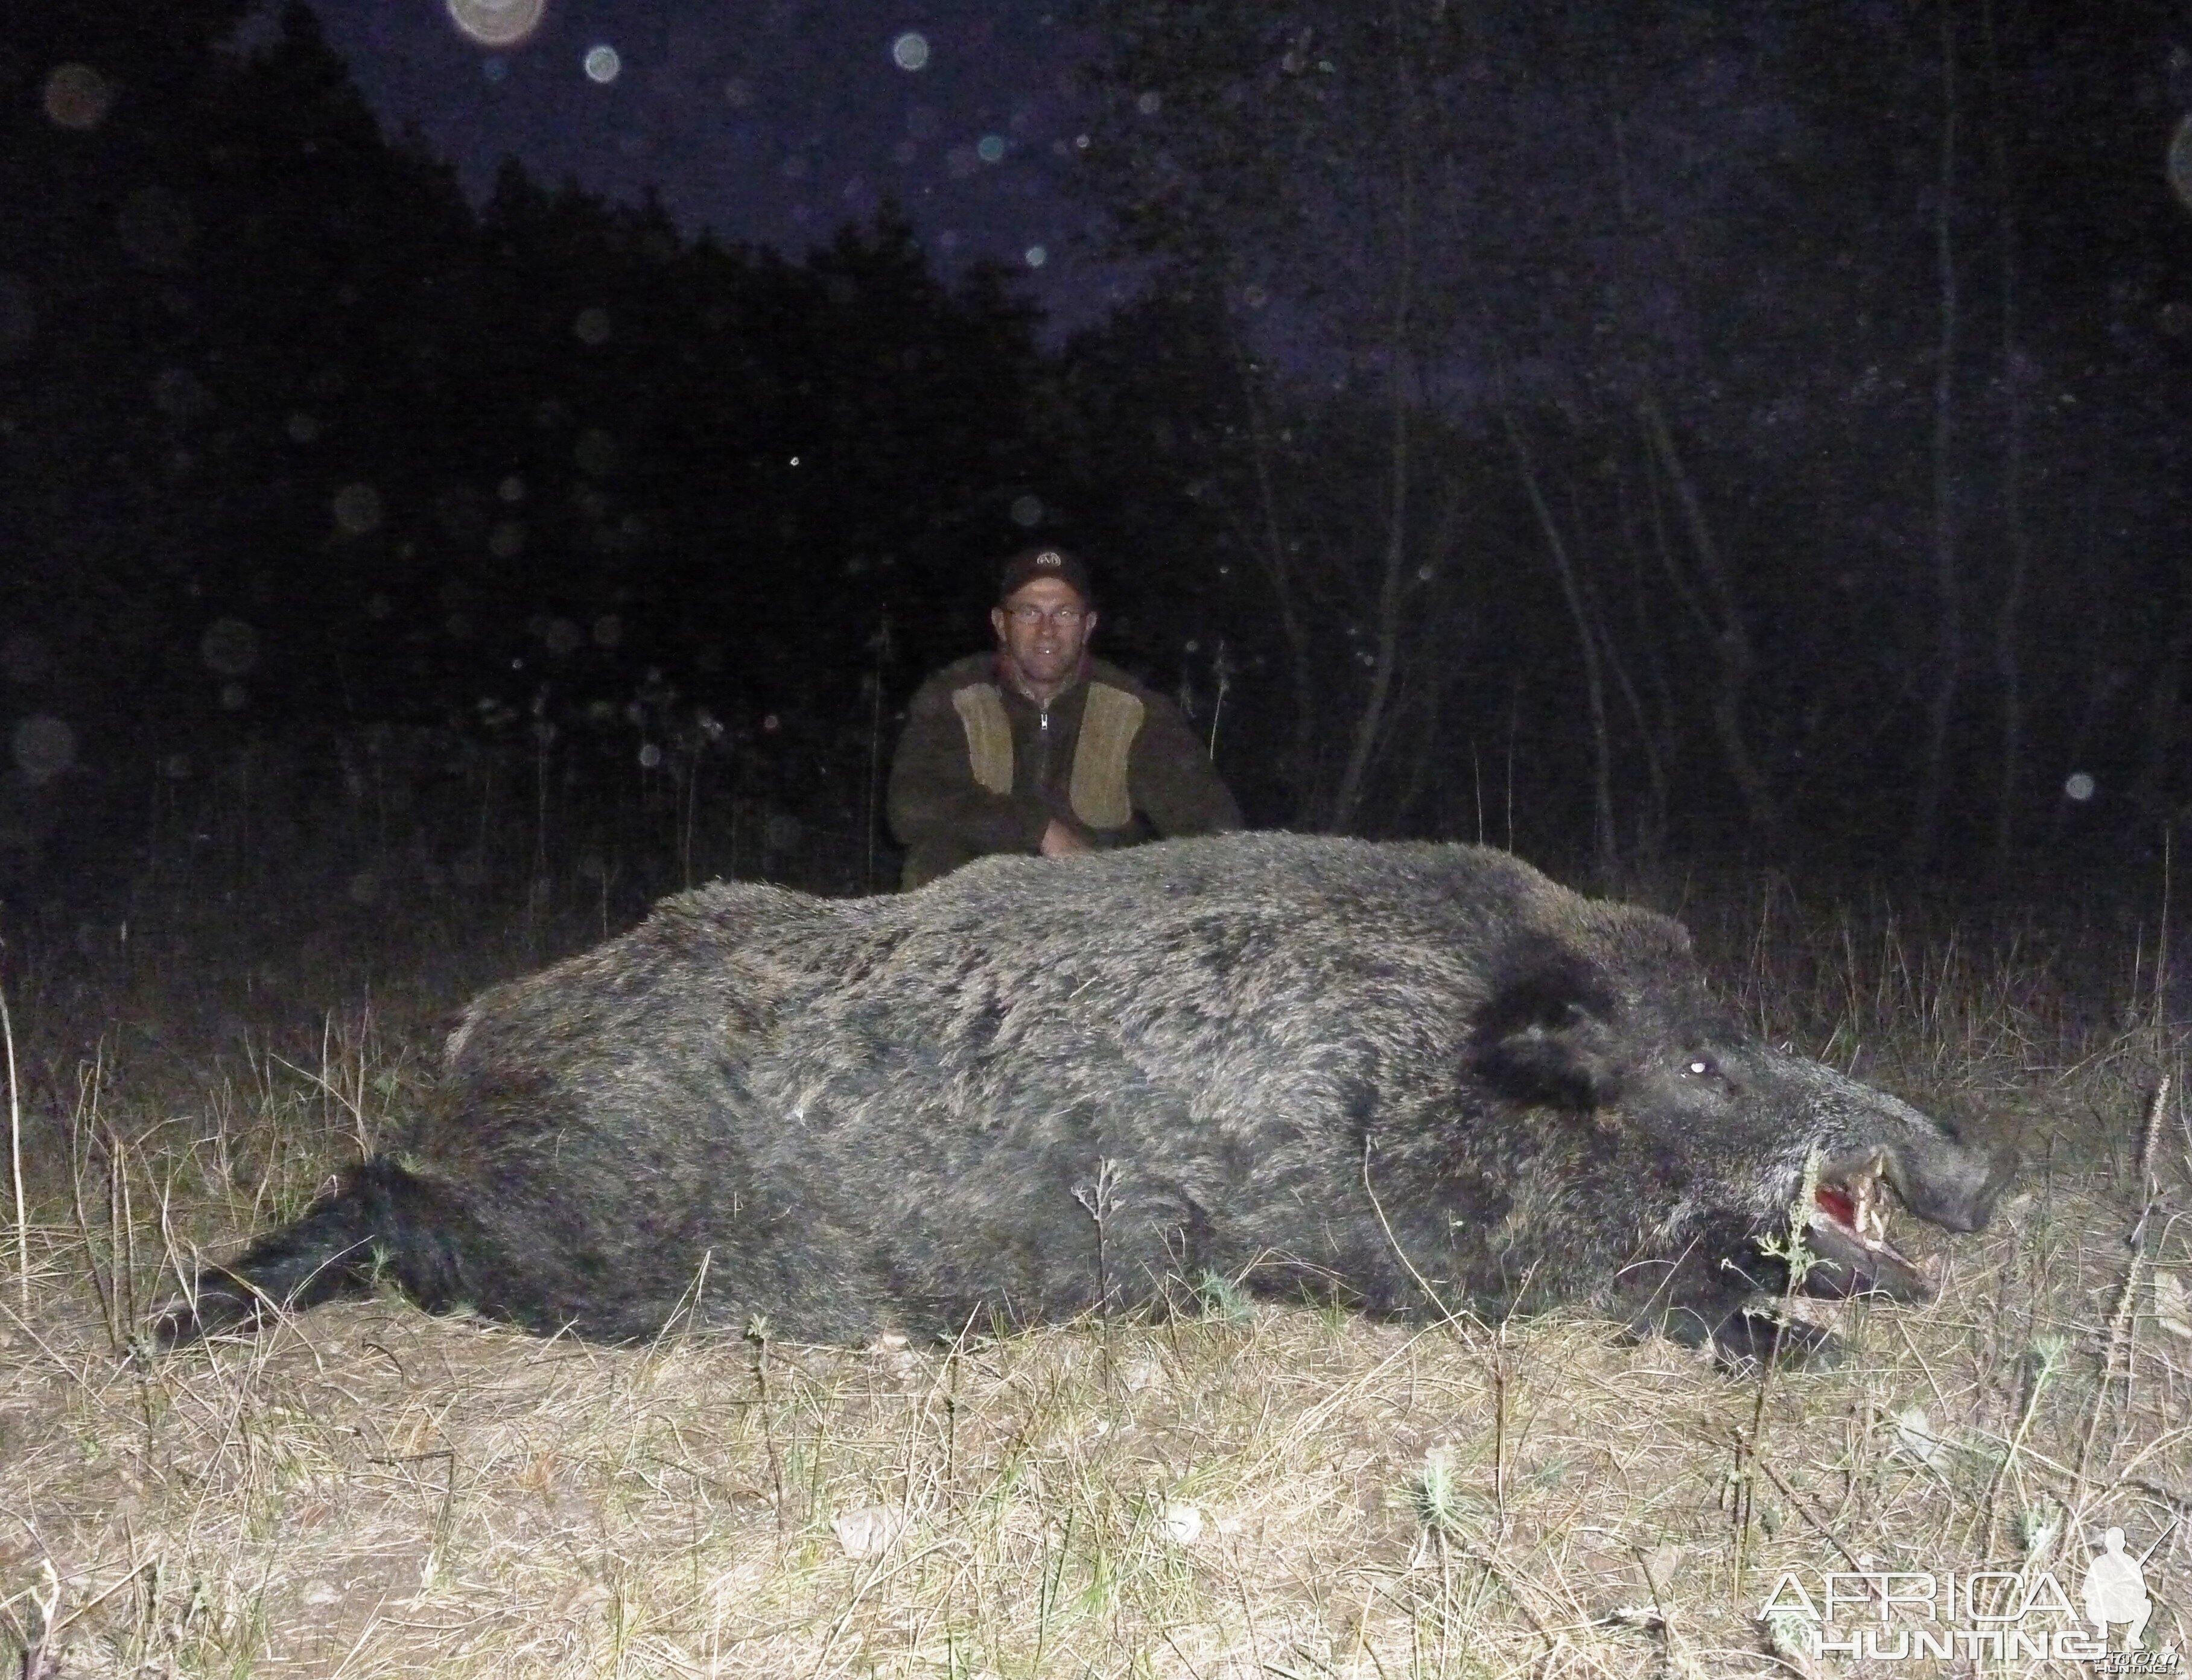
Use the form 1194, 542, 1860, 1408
887, 547, 1241, 889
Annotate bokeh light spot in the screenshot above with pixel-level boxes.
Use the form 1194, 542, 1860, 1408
348, 869, 381, 905
43, 64, 112, 130
1009, 494, 1044, 527
1137, 90, 1163, 115
332, 482, 384, 534
2170, 113, 2192, 216
200, 617, 259, 677
724, 77, 752, 107
498, 474, 526, 502
977, 134, 1006, 163
573, 305, 611, 345
285, 411, 319, 443
2064, 772, 2097, 803
638, 742, 663, 769
12, 715, 75, 782
1024, 244, 1047, 268
892, 32, 930, 71
583, 44, 621, 83
445, 0, 545, 49
219, 682, 248, 711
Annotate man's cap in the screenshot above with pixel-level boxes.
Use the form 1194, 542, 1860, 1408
998, 546, 1094, 604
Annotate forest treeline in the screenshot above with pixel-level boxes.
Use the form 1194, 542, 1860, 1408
5, 0, 2192, 921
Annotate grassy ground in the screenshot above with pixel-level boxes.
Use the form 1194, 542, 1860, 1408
1, 876, 2187, 1677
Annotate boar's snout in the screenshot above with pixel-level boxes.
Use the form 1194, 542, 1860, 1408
1885, 1135, 2015, 1234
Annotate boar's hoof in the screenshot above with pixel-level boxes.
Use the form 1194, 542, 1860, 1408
1804, 1153, 1946, 1303
1709, 1308, 1841, 1374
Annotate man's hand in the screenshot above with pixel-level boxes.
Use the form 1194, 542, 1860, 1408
1039, 819, 1091, 858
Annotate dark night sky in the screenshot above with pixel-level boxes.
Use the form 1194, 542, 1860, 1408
303, 0, 1133, 328
15, 0, 2192, 885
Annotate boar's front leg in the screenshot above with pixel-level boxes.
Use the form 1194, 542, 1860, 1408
1616, 1220, 1843, 1372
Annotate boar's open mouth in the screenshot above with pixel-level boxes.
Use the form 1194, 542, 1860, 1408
1798, 1153, 1942, 1302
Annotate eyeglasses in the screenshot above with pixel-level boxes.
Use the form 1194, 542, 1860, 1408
1007, 604, 1086, 628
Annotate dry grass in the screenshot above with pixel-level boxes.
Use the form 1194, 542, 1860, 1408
3, 891, 2190, 1677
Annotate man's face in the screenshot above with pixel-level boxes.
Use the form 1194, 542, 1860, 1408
991, 577, 1094, 694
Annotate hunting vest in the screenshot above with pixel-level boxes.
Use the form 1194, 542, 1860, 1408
949, 681, 1146, 830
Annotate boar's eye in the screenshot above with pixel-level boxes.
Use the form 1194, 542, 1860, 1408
1682, 1056, 1720, 1080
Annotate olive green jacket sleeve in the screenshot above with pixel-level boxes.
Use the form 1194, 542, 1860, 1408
1125, 686, 1244, 839
887, 667, 1050, 883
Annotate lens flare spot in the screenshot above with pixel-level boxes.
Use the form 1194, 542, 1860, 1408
200, 618, 259, 677
583, 44, 621, 83
891, 32, 930, 71
2170, 113, 2192, 217
2064, 772, 2097, 803
445, 0, 545, 48
43, 64, 112, 130
977, 133, 1006, 163
11, 715, 74, 782
332, 482, 384, 535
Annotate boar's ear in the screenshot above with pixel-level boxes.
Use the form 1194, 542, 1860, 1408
1471, 948, 1624, 1109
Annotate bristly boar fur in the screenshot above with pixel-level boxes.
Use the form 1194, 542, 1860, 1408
159, 834, 2013, 1368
